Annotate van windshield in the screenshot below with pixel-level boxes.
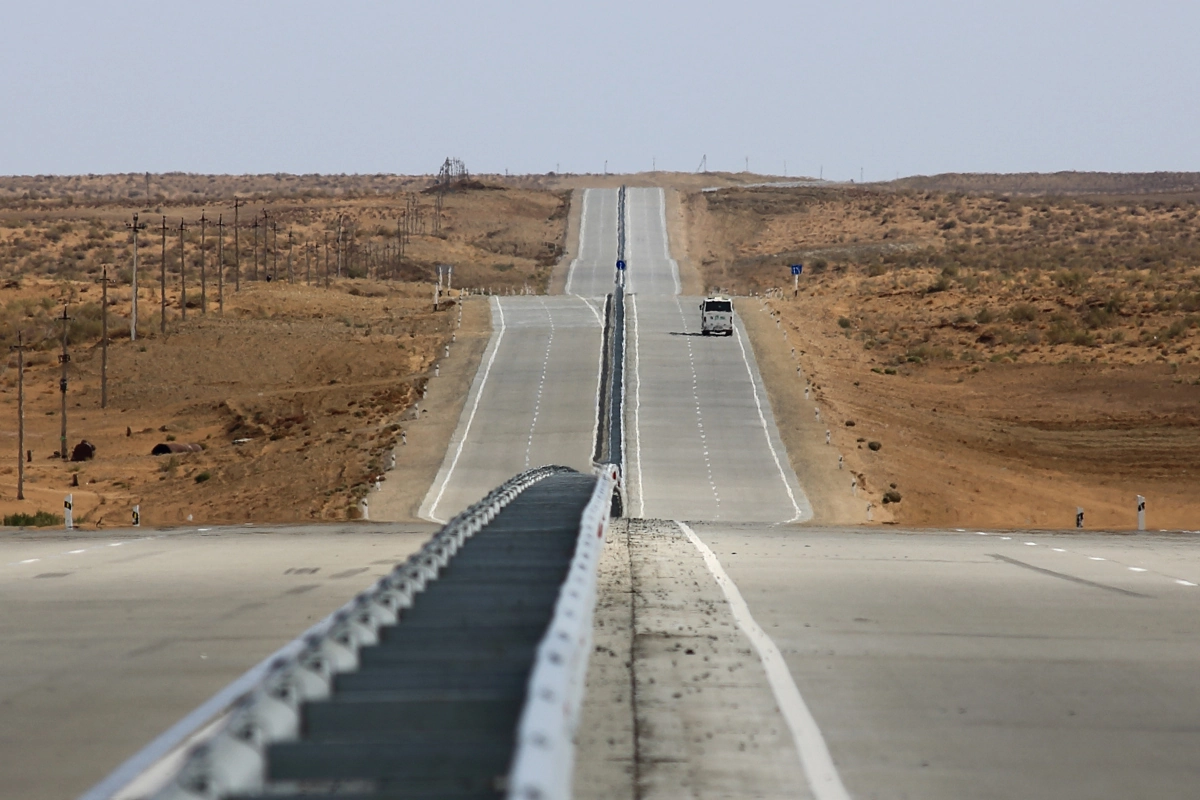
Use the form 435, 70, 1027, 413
704, 301, 732, 313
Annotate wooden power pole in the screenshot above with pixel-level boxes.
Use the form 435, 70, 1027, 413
160, 215, 168, 334
216, 214, 225, 314
10, 333, 28, 500
233, 197, 243, 292
178, 218, 188, 320
58, 305, 72, 461
101, 267, 109, 409
125, 213, 146, 341
198, 210, 208, 314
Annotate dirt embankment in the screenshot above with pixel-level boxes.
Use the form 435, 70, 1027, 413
687, 184, 1200, 529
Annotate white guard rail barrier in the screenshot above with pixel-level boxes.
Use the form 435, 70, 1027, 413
507, 463, 620, 800
80, 466, 572, 800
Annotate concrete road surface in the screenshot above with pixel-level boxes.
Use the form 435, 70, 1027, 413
709, 524, 1200, 799
620, 186, 810, 522
580, 523, 1200, 799
417, 295, 604, 522
0, 523, 433, 800
565, 187, 620, 298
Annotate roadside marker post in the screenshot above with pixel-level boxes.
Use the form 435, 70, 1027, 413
790, 264, 802, 296
1137, 495, 1146, 531
132, 505, 140, 527
64, 494, 73, 530
1076, 507, 1084, 529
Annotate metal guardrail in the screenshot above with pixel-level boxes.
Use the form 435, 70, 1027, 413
507, 463, 619, 800
85, 186, 632, 800
84, 465, 588, 800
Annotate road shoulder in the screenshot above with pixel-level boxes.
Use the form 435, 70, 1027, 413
575, 519, 809, 799
370, 297, 491, 522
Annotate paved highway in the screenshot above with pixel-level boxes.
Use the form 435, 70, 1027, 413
695, 525, 1200, 799
0, 523, 434, 800
418, 295, 605, 522
620, 187, 810, 522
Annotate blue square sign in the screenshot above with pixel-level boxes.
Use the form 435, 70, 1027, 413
791, 264, 803, 275
616, 259, 626, 271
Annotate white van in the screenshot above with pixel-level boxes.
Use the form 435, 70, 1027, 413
700, 296, 734, 336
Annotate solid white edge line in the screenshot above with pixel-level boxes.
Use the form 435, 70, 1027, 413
565, 188, 589, 296
630, 293, 645, 518
658, 187, 682, 295
733, 321, 804, 522
425, 296, 507, 523
675, 521, 851, 800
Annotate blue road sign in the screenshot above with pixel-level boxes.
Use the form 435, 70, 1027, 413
791, 264, 803, 275
616, 260, 626, 271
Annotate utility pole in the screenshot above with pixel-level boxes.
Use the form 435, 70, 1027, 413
287, 229, 294, 283
160, 215, 168, 334
232, 197, 244, 292
251, 217, 260, 281
305, 240, 311, 285
125, 213, 146, 341
216, 214, 225, 315
178, 218, 188, 321
336, 216, 343, 278
58, 305, 72, 461
261, 209, 272, 280
198, 211, 208, 314
271, 221, 279, 281
101, 267, 109, 409
324, 232, 330, 288
11, 333, 28, 500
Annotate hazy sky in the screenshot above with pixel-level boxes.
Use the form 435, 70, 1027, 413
2, 1, 1196, 179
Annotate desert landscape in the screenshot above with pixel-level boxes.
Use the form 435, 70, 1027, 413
683, 173, 1200, 529
1, 170, 1198, 531
0, 173, 571, 526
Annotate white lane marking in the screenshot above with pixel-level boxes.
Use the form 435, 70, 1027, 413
426, 297, 507, 524
1024, 542, 1037, 546
674, 298, 721, 515
975, 531, 988, 535
1129, 567, 1147, 572
524, 299, 555, 469
656, 187, 682, 295
575, 295, 603, 326
733, 320, 804, 522
1052, 548, 1066, 552
109, 542, 124, 547
19, 558, 39, 564
1000, 536, 1012, 540
68, 549, 86, 554
630, 294, 646, 518
565, 188, 589, 295
1176, 580, 1197, 587
1089, 556, 1106, 561
676, 521, 851, 800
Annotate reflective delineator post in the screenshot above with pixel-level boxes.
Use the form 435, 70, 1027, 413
1076, 507, 1084, 529
358, 497, 369, 520
64, 494, 73, 530
132, 504, 141, 527
866, 502, 874, 522
1137, 495, 1146, 531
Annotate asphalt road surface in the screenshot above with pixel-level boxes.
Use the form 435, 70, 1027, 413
689, 524, 1200, 799
0, 523, 434, 800
417, 295, 605, 522
619, 187, 810, 522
